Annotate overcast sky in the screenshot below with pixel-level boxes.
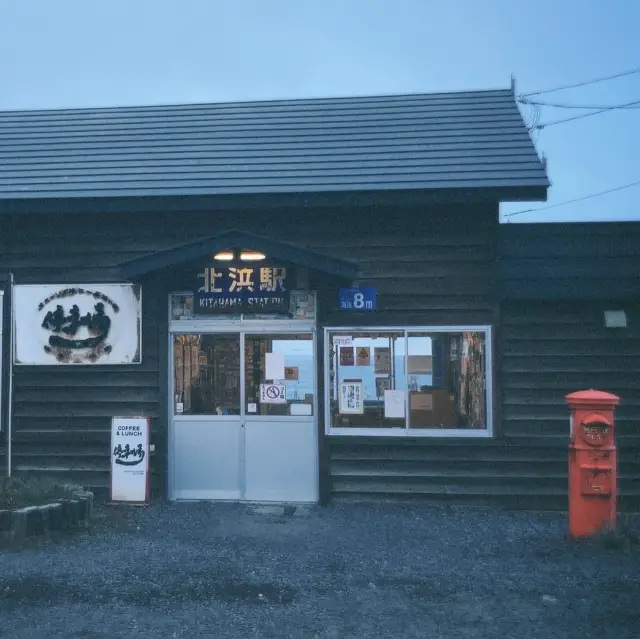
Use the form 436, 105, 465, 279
0, 0, 638, 223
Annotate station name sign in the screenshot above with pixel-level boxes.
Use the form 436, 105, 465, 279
195, 266, 291, 314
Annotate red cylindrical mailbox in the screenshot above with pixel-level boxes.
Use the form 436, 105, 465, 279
565, 389, 620, 539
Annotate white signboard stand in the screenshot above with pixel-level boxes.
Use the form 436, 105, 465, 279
109, 416, 150, 505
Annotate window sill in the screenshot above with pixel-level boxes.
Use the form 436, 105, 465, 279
326, 427, 493, 438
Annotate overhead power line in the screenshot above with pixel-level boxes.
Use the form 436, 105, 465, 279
520, 67, 640, 97
519, 97, 640, 110
504, 180, 640, 219
531, 98, 640, 130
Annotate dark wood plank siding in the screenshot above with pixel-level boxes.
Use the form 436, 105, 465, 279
317, 207, 497, 326
10, 276, 165, 495
502, 300, 640, 442
500, 300, 640, 509
0, 203, 497, 495
500, 222, 640, 301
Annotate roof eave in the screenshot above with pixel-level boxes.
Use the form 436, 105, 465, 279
0, 185, 549, 216
117, 229, 359, 280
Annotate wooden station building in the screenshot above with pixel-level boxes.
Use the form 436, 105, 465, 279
0, 86, 638, 509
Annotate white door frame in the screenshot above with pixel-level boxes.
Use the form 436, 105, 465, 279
168, 317, 318, 502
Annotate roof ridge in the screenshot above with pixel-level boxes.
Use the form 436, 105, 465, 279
0, 86, 513, 116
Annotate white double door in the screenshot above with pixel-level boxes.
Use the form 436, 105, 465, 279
170, 328, 318, 503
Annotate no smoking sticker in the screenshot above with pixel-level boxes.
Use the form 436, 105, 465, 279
260, 383, 287, 404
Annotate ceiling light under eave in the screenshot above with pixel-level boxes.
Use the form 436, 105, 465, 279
240, 250, 266, 261
213, 250, 234, 261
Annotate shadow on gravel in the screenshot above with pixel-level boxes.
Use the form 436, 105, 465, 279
0, 571, 297, 608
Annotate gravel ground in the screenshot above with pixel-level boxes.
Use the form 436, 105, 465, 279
0, 501, 639, 639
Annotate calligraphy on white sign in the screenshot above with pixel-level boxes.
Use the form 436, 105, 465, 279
14, 284, 142, 365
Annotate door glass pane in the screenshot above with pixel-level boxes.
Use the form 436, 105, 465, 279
244, 334, 314, 416
173, 334, 241, 415
328, 331, 406, 429
408, 331, 487, 429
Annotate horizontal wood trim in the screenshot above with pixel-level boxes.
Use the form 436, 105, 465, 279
14, 387, 160, 403
15, 370, 159, 388
315, 245, 493, 262
14, 403, 161, 418
503, 372, 640, 391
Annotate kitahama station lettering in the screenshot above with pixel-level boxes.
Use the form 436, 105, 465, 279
198, 267, 287, 293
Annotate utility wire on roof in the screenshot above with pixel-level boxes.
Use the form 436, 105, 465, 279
520, 67, 640, 97
504, 180, 640, 218
519, 97, 640, 110
530, 98, 640, 130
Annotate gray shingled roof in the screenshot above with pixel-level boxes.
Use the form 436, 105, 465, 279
0, 88, 549, 200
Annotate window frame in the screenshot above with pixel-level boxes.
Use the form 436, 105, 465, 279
323, 325, 493, 438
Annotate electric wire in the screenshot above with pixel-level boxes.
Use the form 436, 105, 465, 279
520, 67, 640, 97
519, 98, 640, 110
530, 99, 640, 130
504, 180, 640, 218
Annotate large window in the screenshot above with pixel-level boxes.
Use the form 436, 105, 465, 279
172, 332, 315, 417
326, 328, 491, 435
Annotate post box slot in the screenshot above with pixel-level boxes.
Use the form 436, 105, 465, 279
580, 467, 613, 497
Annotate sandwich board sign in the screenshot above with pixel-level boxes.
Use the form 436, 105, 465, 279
109, 416, 150, 505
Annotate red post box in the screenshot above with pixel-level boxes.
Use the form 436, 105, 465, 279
565, 389, 620, 539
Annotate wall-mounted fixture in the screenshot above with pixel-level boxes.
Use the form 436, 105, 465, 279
239, 250, 266, 261
604, 310, 627, 329
213, 249, 266, 262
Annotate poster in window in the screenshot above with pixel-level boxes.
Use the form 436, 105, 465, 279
339, 380, 364, 415
339, 346, 355, 366
356, 346, 370, 367
265, 352, 285, 381
407, 355, 432, 374
374, 347, 391, 373
284, 366, 299, 381
376, 376, 391, 398
384, 390, 406, 419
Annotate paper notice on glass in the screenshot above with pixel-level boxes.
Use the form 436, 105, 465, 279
375, 376, 391, 398
410, 392, 433, 411
265, 352, 285, 381
374, 347, 391, 374
407, 355, 433, 374
290, 403, 313, 416
339, 381, 364, 415
260, 383, 287, 404
356, 346, 371, 367
340, 346, 355, 366
384, 390, 405, 418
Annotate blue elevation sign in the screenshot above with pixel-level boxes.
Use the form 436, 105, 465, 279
339, 287, 377, 311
